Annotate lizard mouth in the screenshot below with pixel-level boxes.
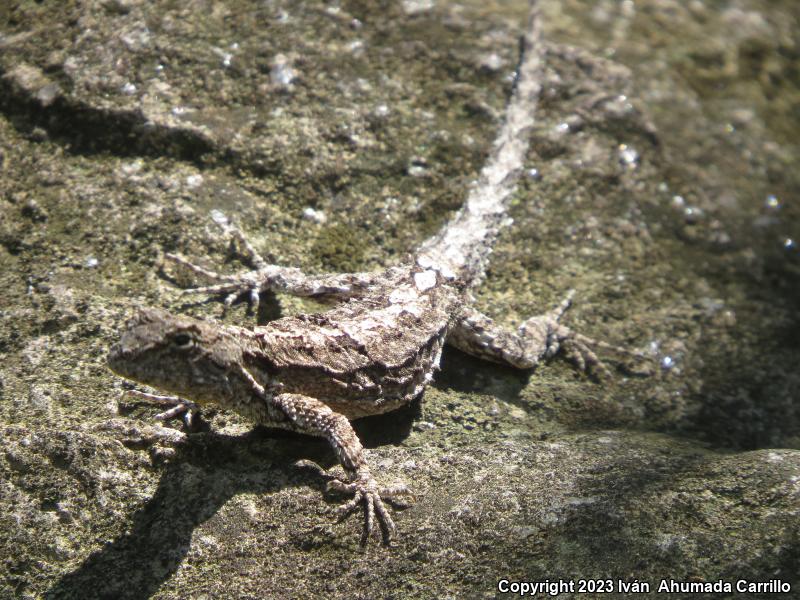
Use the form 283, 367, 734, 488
106, 307, 183, 375
106, 318, 165, 379
107, 339, 139, 379
107, 342, 122, 364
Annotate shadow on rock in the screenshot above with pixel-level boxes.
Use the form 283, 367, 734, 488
43, 417, 409, 600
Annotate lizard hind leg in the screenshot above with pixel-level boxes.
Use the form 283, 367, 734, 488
448, 290, 649, 377
164, 209, 274, 313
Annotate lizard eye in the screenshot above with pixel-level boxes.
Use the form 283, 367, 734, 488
172, 333, 195, 349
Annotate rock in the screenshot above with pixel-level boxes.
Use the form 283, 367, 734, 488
0, 0, 798, 597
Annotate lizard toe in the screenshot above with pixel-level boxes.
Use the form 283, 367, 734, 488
327, 475, 404, 546
293, 460, 407, 545
123, 390, 202, 430
559, 333, 611, 379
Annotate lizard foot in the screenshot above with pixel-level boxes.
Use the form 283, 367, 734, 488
520, 290, 652, 378
555, 327, 653, 378
166, 211, 372, 313
295, 460, 413, 546
165, 209, 271, 312
123, 390, 203, 430
165, 252, 266, 313
550, 327, 611, 378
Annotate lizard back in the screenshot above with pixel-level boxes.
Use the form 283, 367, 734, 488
253, 266, 459, 418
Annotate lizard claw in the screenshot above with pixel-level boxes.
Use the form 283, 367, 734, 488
556, 328, 612, 379
547, 324, 654, 379
123, 390, 202, 430
164, 210, 272, 313
327, 474, 405, 547
519, 291, 652, 379
165, 253, 264, 313
294, 460, 413, 546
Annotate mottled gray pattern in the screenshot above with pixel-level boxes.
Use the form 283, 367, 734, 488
108, 0, 633, 546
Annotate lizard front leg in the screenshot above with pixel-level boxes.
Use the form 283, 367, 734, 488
272, 393, 411, 546
448, 291, 648, 376
230, 364, 411, 545
166, 210, 377, 311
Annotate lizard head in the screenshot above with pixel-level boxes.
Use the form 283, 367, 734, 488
108, 308, 251, 405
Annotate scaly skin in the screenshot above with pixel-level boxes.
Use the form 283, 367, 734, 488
108, 0, 645, 546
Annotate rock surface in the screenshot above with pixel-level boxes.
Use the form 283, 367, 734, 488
1, 1, 798, 598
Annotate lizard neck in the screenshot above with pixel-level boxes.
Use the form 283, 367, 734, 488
414, 3, 544, 288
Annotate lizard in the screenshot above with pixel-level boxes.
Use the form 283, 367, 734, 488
108, 0, 644, 546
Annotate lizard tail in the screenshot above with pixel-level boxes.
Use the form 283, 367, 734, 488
415, 0, 544, 285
